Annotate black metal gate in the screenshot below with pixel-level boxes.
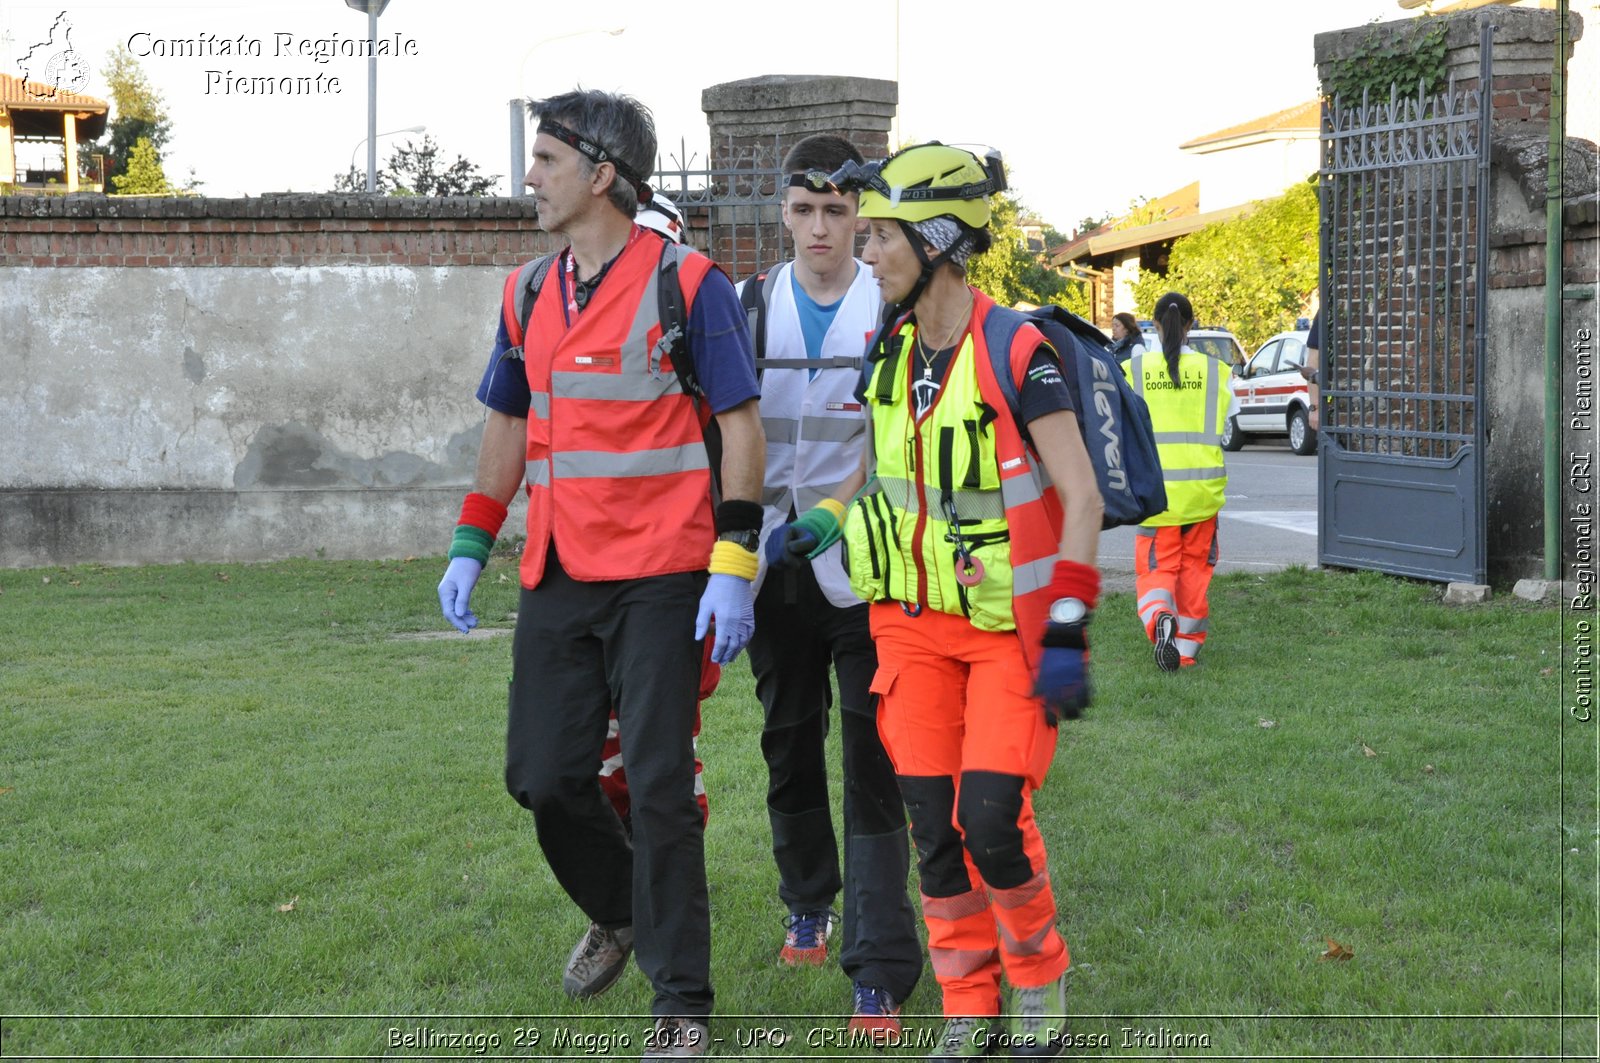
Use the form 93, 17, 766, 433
651, 135, 789, 282
1317, 25, 1494, 584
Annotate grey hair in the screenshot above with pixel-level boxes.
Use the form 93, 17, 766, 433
527, 89, 657, 216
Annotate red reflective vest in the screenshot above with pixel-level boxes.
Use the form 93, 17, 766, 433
504, 230, 718, 587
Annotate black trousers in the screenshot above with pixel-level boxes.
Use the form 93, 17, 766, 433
504, 548, 711, 1018
746, 562, 923, 1001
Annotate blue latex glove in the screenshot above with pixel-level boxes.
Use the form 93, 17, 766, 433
763, 505, 843, 570
438, 557, 483, 633
694, 573, 755, 665
1033, 622, 1090, 725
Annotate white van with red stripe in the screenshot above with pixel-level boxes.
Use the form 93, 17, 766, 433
1223, 329, 1316, 455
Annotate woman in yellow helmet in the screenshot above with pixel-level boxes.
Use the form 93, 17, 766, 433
767, 143, 1103, 1058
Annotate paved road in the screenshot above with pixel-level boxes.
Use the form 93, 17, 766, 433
1099, 439, 1317, 591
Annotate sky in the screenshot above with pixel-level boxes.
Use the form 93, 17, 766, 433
2, 0, 1431, 228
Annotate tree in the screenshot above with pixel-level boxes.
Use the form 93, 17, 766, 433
89, 47, 173, 188
963, 193, 1093, 320
111, 136, 171, 195
1130, 178, 1319, 351
331, 135, 499, 196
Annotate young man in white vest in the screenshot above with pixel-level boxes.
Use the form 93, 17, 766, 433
741, 133, 922, 1039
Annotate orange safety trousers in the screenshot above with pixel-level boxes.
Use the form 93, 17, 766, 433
1134, 515, 1219, 666
869, 603, 1068, 1017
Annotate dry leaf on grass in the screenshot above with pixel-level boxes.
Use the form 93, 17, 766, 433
276, 896, 299, 913
1361, 743, 1379, 758
215, 572, 231, 583
1423, 764, 1435, 775
1258, 718, 1277, 729
1319, 938, 1354, 961
0, 787, 13, 796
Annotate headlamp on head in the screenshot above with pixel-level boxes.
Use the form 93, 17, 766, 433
786, 169, 844, 195
536, 118, 652, 204
831, 143, 1006, 229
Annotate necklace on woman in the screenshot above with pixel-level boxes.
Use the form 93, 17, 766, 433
914, 292, 974, 381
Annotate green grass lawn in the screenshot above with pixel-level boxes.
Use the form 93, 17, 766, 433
0, 558, 1593, 1059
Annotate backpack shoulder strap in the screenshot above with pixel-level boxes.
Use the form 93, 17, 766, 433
978, 304, 1030, 424
656, 241, 701, 399
503, 252, 558, 351
739, 262, 783, 367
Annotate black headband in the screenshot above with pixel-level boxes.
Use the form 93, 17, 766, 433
537, 118, 651, 201
786, 169, 843, 195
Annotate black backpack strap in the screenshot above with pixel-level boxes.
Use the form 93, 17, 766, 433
509, 252, 559, 353
740, 262, 784, 370
978, 306, 1028, 424
655, 242, 701, 399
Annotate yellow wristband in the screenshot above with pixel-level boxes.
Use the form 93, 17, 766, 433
815, 498, 846, 520
709, 539, 759, 581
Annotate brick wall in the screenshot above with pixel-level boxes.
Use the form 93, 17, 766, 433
0, 193, 560, 268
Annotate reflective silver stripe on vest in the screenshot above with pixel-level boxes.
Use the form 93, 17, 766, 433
756, 356, 865, 371
1164, 466, 1228, 481
800, 415, 863, 444
553, 444, 710, 479
525, 458, 551, 488
529, 392, 550, 420
1204, 357, 1222, 435
1013, 553, 1060, 597
1154, 431, 1223, 446
762, 416, 799, 445
762, 484, 791, 507
1129, 353, 1146, 398
999, 469, 1045, 508
546, 251, 684, 403
795, 481, 848, 513
876, 475, 1005, 520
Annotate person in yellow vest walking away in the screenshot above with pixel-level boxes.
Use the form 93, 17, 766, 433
1123, 291, 1238, 671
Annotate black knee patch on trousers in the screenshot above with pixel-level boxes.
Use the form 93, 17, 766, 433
897, 774, 971, 898
955, 771, 1031, 890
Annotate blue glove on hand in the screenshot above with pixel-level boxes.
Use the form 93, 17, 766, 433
694, 573, 755, 665
1034, 622, 1091, 725
438, 557, 483, 634
763, 503, 844, 570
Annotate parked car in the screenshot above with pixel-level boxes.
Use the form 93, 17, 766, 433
1223, 329, 1316, 455
1140, 327, 1245, 368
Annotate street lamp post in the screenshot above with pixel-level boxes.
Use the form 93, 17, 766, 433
508, 26, 624, 196
343, 0, 393, 193
349, 124, 426, 185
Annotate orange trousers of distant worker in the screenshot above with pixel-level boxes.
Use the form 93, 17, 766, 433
868, 603, 1069, 1017
1133, 516, 1220, 667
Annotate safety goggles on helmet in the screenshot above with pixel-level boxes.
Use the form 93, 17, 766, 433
786, 169, 843, 195
536, 118, 652, 204
827, 145, 1007, 207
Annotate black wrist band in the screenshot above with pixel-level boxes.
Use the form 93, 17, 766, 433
1042, 620, 1089, 650
714, 500, 764, 535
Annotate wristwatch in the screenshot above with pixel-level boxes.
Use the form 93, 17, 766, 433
1048, 597, 1089, 625
718, 529, 761, 552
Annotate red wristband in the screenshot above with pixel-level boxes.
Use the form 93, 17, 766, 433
1048, 560, 1101, 611
457, 492, 509, 537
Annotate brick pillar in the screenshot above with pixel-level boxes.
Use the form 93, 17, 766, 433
701, 75, 897, 280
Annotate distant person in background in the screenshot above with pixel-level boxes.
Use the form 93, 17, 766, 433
1299, 308, 1323, 431
1123, 291, 1237, 672
1109, 312, 1145, 365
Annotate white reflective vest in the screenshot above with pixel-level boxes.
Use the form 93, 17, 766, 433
739, 260, 881, 608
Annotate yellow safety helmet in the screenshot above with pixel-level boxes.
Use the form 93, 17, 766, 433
830, 142, 1007, 230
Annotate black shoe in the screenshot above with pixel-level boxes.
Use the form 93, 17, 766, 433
1154, 613, 1181, 673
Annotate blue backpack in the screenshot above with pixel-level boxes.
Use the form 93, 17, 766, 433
981, 304, 1167, 529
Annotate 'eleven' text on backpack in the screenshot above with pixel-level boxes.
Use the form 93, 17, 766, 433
980, 304, 1166, 529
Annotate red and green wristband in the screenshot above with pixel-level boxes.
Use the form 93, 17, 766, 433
448, 493, 509, 566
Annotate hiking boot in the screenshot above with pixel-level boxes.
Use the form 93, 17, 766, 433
1153, 613, 1181, 673
561, 922, 633, 999
1007, 975, 1066, 1056
641, 1016, 710, 1059
927, 1015, 993, 1060
779, 908, 836, 966
847, 982, 901, 1043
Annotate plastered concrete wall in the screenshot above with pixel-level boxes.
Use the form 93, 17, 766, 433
0, 194, 555, 568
